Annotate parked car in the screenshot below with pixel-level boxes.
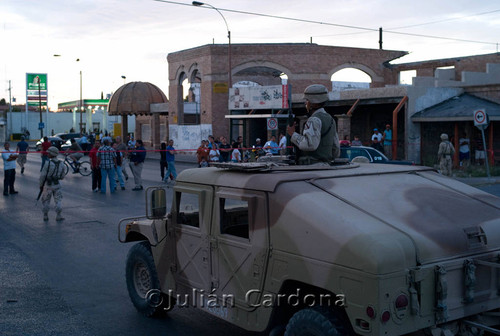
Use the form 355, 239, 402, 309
35, 136, 64, 151
340, 145, 415, 165
54, 133, 81, 141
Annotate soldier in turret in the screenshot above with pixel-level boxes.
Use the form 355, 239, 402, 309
286, 84, 339, 165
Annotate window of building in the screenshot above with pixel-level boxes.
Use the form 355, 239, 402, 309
220, 198, 249, 239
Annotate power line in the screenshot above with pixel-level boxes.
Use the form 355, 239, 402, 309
387, 9, 500, 30
154, 0, 498, 46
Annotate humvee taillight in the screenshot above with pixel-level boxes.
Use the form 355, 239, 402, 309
395, 294, 409, 310
366, 305, 376, 319
381, 310, 391, 323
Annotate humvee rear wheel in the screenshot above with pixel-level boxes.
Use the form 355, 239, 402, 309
126, 241, 172, 317
285, 306, 348, 336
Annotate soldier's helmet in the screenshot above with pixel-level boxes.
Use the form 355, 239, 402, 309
47, 146, 59, 156
303, 84, 329, 104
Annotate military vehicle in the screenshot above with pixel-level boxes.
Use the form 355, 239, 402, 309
118, 161, 500, 335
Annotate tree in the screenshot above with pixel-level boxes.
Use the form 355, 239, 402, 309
0, 98, 6, 105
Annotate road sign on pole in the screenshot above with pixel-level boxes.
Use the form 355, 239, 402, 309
267, 117, 278, 130
473, 109, 488, 127
473, 108, 491, 178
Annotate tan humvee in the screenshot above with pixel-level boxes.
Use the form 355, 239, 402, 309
118, 162, 500, 335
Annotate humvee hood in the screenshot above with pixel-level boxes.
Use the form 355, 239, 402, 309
270, 169, 500, 274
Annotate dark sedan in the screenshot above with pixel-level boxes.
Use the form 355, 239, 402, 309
340, 145, 415, 165
35, 136, 64, 151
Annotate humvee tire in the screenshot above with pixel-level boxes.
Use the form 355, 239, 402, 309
285, 306, 349, 336
125, 241, 172, 317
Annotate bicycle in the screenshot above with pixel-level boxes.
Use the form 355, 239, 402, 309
62, 153, 92, 176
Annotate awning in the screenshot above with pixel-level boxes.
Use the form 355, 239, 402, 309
412, 94, 500, 122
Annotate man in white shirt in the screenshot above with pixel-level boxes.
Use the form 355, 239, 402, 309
459, 133, 470, 168
278, 132, 287, 155
2, 142, 19, 196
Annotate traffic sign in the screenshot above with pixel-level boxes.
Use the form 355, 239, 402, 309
38, 122, 45, 129
267, 117, 278, 130
473, 109, 488, 127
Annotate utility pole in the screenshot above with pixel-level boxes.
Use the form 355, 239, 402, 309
37, 76, 44, 138
379, 27, 383, 50
8, 80, 12, 140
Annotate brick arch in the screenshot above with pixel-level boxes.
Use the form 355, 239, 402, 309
188, 63, 201, 83
328, 63, 383, 83
232, 60, 293, 79
174, 66, 187, 85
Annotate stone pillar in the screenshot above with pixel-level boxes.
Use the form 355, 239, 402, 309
336, 114, 351, 141
121, 115, 128, 139
152, 114, 160, 148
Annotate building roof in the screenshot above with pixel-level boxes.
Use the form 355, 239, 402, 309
412, 93, 500, 122
108, 81, 167, 116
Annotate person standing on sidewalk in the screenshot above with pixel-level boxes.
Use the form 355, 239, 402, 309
160, 142, 169, 179
40, 147, 65, 221
164, 139, 177, 183
3, 142, 18, 196
129, 139, 146, 191
16, 136, 29, 174
382, 124, 393, 159
112, 141, 126, 190
115, 136, 129, 181
97, 139, 116, 194
89, 140, 101, 192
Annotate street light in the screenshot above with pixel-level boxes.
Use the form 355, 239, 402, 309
192, 1, 231, 87
54, 55, 82, 134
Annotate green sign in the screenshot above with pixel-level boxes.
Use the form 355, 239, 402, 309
26, 73, 48, 107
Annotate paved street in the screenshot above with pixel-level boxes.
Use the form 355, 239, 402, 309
0, 154, 253, 336
1, 154, 500, 336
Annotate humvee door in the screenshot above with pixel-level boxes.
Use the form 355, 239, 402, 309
211, 187, 270, 308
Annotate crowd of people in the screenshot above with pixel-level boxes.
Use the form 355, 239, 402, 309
195, 133, 287, 167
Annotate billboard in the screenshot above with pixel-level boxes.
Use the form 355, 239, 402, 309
228, 85, 289, 110
26, 73, 48, 107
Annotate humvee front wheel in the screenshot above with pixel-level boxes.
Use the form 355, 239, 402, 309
285, 306, 348, 336
125, 241, 172, 317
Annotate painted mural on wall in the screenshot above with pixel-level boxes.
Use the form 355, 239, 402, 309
169, 124, 212, 151
228, 85, 289, 110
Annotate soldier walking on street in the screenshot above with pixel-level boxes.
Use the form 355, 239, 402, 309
438, 133, 455, 177
40, 147, 66, 221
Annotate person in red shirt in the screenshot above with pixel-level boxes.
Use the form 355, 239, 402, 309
40, 137, 52, 171
196, 140, 209, 167
89, 140, 102, 192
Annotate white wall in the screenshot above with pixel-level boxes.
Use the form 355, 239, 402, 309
7, 111, 135, 139
169, 124, 212, 152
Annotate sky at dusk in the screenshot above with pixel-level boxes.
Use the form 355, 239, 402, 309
1, 0, 499, 110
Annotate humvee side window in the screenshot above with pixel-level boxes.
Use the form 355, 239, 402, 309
220, 198, 249, 239
176, 191, 200, 228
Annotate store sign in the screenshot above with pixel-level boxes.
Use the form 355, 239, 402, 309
26, 73, 48, 107
228, 85, 290, 110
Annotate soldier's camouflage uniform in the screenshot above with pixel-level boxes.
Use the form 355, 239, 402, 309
40, 158, 66, 217
438, 140, 455, 176
290, 108, 340, 165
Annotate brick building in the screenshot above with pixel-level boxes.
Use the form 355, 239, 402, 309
114, 43, 500, 164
